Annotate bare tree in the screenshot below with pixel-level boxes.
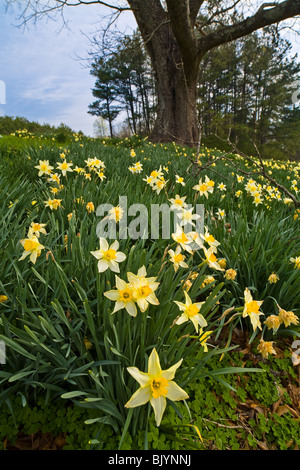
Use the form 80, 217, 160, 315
7, 0, 300, 146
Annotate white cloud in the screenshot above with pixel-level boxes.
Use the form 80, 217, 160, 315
0, 2, 136, 135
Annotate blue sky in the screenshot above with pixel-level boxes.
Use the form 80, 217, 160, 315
0, 1, 299, 136
0, 1, 136, 135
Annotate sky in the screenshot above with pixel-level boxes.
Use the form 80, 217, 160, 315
0, 1, 137, 136
0, 1, 299, 137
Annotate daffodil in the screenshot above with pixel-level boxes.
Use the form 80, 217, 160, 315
193, 176, 214, 198
199, 328, 213, 352
44, 199, 62, 210
200, 226, 220, 252
278, 306, 299, 328
257, 339, 277, 359
175, 175, 185, 186
242, 288, 264, 331
168, 245, 188, 272
34, 160, 53, 176
264, 315, 281, 333
224, 268, 237, 281
290, 256, 300, 269
86, 202, 95, 213
91, 238, 126, 273
268, 273, 279, 284
19, 234, 44, 264
108, 206, 124, 223
104, 275, 137, 317
56, 160, 73, 176
125, 348, 189, 426
202, 246, 224, 271
169, 195, 188, 210
216, 208, 226, 220
127, 266, 160, 312
176, 207, 200, 228
171, 229, 193, 253
174, 291, 207, 332
29, 222, 47, 238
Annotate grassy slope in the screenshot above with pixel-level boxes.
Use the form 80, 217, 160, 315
0, 133, 299, 450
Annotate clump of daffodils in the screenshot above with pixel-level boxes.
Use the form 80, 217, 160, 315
193, 175, 214, 199
104, 266, 159, 316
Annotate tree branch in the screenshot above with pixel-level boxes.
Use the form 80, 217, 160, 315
198, 0, 300, 55
166, 0, 199, 74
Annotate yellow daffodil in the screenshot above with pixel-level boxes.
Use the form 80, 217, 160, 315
224, 268, 237, 281
0, 295, 8, 303
56, 160, 73, 176
108, 205, 124, 223
171, 229, 193, 253
127, 266, 160, 312
104, 275, 137, 317
19, 234, 44, 264
200, 226, 220, 252
169, 195, 188, 210
268, 273, 279, 284
202, 246, 224, 271
125, 348, 189, 427
193, 176, 214, 198
175, 175, 185, 186
277, 305, 299, 328
91, 238, 126, 274
84, 337, 93, 350
29, 222, 47, 238
199, 328, 213, 352
168, 245, 188, 272
257, 339, 277, 359
174, 291, 207, 333
264, 315, 281, 333
44, 199, 62, 210
290, 256, 300, 269
34, 160, 53, 176
242, 288, 264, 331
86, 202, 95, 213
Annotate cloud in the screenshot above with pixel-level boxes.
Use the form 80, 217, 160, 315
0, 3, 136, 135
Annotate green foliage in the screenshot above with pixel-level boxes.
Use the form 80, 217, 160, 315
0, 133, 299, 450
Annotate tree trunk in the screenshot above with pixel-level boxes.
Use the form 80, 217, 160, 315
150, 59, 199, 146
128, 0, 200, 147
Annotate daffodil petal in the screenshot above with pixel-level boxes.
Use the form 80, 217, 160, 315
116, 252, 126, 262
147, 348, 162, 376
109, 260, 120, 273
99, 237, 109, 252
150, 395, 166, 427
97, 259, 109, 272
104, 290, 120, 301
166, 381, 189, 401
162, 359, 183, 380
125, 386, 151, 408
127, 367, 150, 387
125, 301, 137, 317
